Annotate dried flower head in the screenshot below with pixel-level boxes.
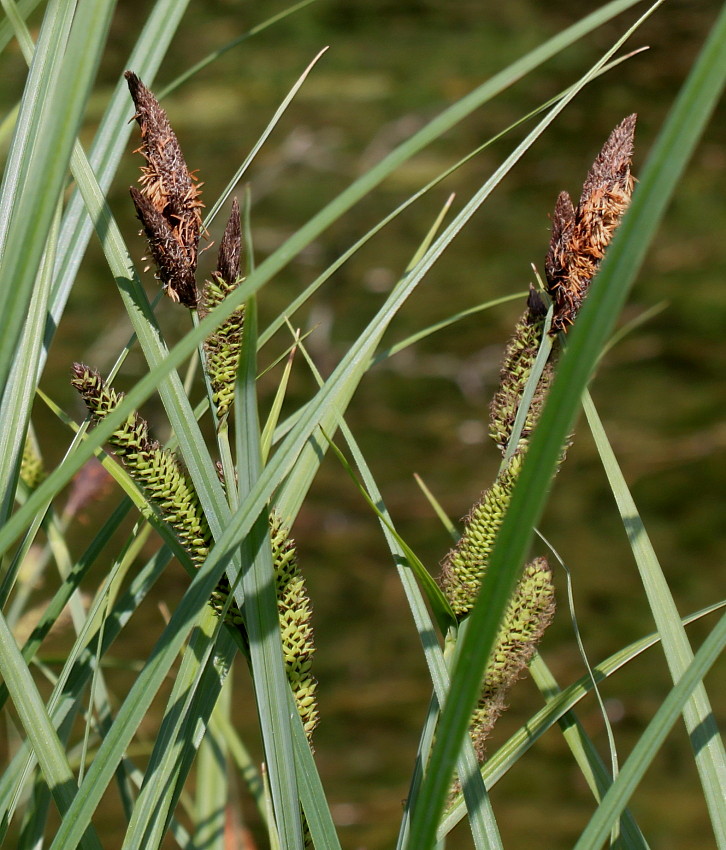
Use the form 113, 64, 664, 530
545, 114, 637, 334
125, 70, 203, 308
130, 187, 199, 307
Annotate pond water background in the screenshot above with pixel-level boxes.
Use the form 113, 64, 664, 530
2, 2, 724, 847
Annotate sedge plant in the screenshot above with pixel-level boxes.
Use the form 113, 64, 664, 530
0, 3, 724, 850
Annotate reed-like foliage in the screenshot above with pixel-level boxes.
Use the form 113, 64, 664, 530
1, 4, 724, 850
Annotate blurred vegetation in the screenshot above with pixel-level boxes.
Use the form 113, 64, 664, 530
2, 2, 723, 847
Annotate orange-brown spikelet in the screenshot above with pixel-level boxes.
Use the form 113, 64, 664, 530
125, 70, 203, 308
545, 114, 636, 334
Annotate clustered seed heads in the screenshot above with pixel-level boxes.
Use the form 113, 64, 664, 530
271, 514, 319, 742
545, 114, 637, 334
439, 446, 555, 767
208, 520, 319, 743
211, 465, 319, 743
125, 71, 203, 308
71, 364, 318, 743
199, 198, 245, 420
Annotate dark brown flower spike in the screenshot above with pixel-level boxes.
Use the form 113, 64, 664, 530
130, 187, 199, 307
545, 114, 637, 334
125, 70, 203, 308
216, 196, 241, 286
199, 199, 245, 419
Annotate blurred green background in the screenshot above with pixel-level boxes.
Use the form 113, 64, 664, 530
2, 1, 724, 847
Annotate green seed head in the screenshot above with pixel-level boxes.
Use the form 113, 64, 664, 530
439, 452, 524, 618
470, 556, 555, 760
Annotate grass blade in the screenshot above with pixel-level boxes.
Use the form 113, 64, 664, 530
583, 389, 726, 838
0, 0, 115, 392
235, 297, 304, 848
573, 613, 726, 850
0, 613, 103, 850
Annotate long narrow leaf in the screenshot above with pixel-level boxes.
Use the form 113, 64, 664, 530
573, 613, 726, 850
0, 613, 103, 850
0, 200, 59, 521
0, 546, 172, 823
235, 297, 304, 849
0, 0, 115, 392
120, 609, 226, 850
583, 389, 726, 837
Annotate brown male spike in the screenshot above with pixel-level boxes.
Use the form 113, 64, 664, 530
130, 187, 199, 307
216, 196, 242, 287
125, 70, 203, 308
545, 114, 637, 334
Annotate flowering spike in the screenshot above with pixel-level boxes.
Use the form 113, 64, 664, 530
71, 363, 210, 565
125, 70, 203, 308
489, 286, 555, 455
545, 115, 637, 334
130, 187, 199, 307
72, 363, 318, 743
209, 511, 319, 743
470, 557, 555, 760
216, 197, 241, 286
271, 514, 318, 741
200, 200, 245, 419
544, 191, 575, 303
439, 453, 524, 618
